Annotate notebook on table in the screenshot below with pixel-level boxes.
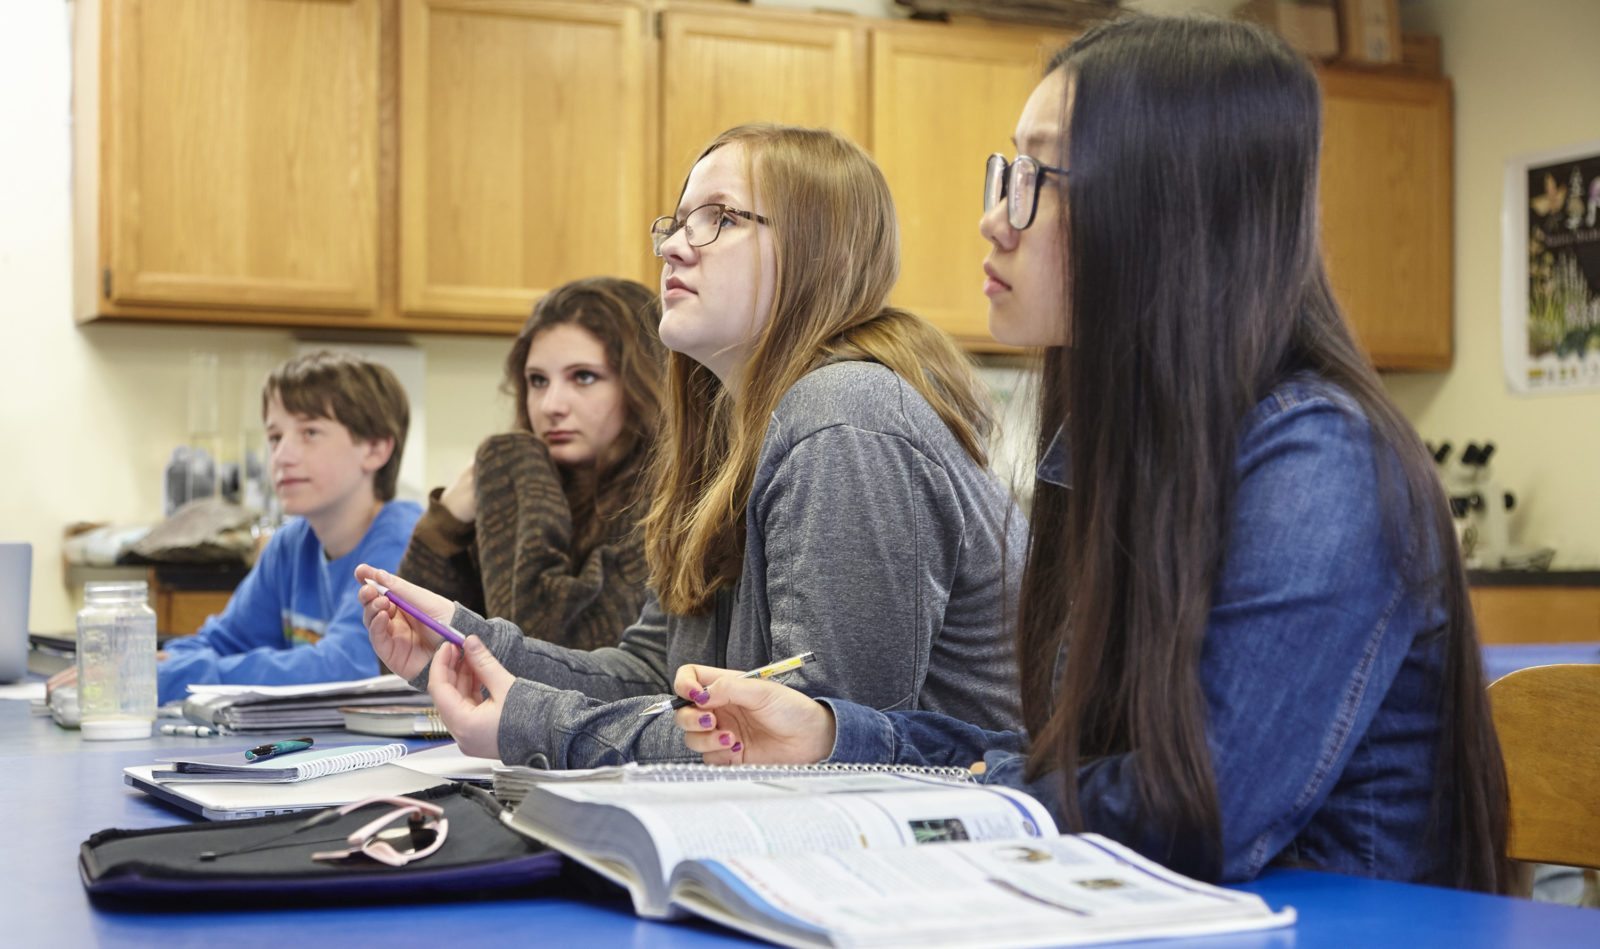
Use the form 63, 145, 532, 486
340, 704, 448, 738
182, 674, 431, 733
126, 742, 442, 821
492, 761, 976, 808
152, 742, 410, 783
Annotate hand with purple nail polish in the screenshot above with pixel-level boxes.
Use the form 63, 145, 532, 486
670, 662, 836, 766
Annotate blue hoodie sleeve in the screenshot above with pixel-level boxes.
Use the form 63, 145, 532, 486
156, 503, 420, 703
158, 525, 299, 703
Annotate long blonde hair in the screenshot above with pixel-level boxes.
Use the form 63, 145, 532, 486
644, 124, 993, 615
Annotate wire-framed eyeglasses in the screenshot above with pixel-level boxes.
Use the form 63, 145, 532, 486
311, 796, 448, 867
197, 795, 448, 868
650, 203, 771, 257
984, 153, 1070, 231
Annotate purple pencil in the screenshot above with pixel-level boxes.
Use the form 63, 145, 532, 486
364, 578, 467, 647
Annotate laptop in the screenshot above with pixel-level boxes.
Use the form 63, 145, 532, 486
123, 762, 447, 821
0, 543, 30, 684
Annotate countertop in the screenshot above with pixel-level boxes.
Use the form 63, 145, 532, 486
1467, 569, 1600, 588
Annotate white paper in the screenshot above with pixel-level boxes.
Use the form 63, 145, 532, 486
184, 674, 413, 702
0, 681, 46, 702
393, 742, 500, 781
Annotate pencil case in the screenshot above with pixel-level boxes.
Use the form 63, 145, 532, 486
79, 784, 560, 908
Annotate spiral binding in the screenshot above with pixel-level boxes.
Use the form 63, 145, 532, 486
631, 762, 975, 783
296, 742, 409, 780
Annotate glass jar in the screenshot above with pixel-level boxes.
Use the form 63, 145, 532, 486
76, 580, 157, 740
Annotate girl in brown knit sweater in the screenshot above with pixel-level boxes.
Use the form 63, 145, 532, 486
398, 277, 664, 651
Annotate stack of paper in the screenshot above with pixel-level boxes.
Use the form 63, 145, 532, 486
182, 675, 431, 733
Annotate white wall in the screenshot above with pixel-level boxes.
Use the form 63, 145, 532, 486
1384, 0, 1600, 567
0, 4, 511, 633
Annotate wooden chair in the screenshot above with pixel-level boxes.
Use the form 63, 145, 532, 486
1488, 663, 1600, 902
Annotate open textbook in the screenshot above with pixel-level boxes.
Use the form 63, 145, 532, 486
502, 771, 1295, 948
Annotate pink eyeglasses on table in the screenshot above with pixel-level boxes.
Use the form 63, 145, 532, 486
309, 795, 449, 867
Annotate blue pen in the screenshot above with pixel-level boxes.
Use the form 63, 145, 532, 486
245, 737, 315, 762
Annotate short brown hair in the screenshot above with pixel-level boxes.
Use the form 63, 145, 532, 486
262, 351, 410, 501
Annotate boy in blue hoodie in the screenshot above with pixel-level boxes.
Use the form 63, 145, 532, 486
54, 352, 422, 704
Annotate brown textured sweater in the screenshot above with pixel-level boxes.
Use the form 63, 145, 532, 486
398, 432, 648, 651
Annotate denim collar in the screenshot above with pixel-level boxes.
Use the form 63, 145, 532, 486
1036, 426, 1070, 489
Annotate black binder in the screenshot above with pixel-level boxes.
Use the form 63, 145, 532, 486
79, 784, 559, 908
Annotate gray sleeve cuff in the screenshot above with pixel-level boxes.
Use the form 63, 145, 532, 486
493, 678, 701, 769
497, 678, 558, 768
406, 603, 518, 692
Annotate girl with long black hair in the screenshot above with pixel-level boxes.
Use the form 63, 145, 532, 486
670, 15, 1511, 892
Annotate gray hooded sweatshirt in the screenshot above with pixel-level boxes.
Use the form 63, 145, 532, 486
419, 361, 1025, 768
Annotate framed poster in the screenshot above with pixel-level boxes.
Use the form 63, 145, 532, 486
1502, 138, 1600, 393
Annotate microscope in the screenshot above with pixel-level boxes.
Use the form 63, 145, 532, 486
1431, 441, 1554, 571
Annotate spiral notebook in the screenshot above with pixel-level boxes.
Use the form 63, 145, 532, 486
493, 761, 974, 808
123, 762, 447, 821
151, 743, 410, 784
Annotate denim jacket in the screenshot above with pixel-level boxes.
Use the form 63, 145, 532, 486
822, 376, 1454, 884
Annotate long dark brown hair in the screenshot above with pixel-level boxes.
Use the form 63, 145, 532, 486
1015, 16, 1510, 892
503, 276, 664, 560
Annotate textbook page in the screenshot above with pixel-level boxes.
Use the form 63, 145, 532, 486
518, 774, 1057, 917
562, 773, 1054, 874
671, 833, 1296, 949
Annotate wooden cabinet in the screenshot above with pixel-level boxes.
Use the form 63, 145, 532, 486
73, 2, 1456, 361
76, 0, 653, 334
1470, 581, 1600, 645
871, 22, 1064, 349
80, 0, 382, 319
399, 0, 654, 323
659, 6, 866, 207
1318, 69, 1453, 369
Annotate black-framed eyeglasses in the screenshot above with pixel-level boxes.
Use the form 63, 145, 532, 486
984, 153, 1070, 231
650, 203, 771, 257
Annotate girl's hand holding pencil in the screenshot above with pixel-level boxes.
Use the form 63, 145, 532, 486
670, 662, 838, 767
356, 566, 464, 680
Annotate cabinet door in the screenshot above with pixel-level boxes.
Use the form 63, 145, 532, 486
1319, 71, 1453, 369
871, 25, 1063, 347
104, 0, 380, 314
400, 0, 653, 322
659, 9, 866, 209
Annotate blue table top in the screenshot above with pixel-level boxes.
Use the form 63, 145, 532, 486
1, 699, 1594, 948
